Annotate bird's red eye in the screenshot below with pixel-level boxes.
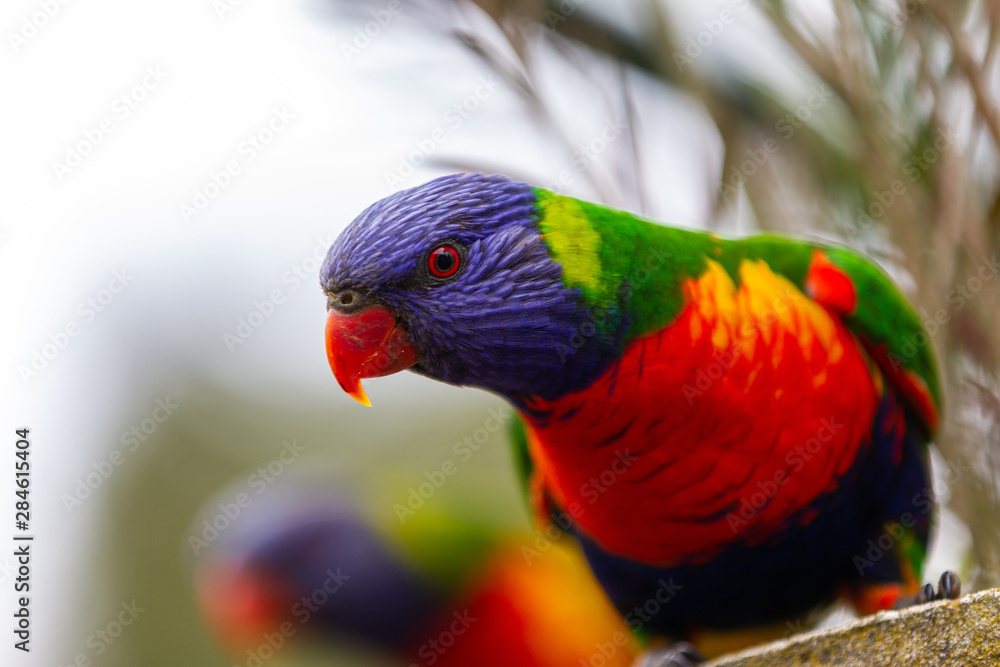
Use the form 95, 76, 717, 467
428, 245, 460, 278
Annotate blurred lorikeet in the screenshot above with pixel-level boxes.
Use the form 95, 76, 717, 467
320, 173, 947, 657
195, 501, 638, 667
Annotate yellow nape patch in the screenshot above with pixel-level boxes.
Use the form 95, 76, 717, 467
537, 192, 610, 303
684, 259, 845, 375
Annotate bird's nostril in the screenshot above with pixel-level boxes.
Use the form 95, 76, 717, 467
329, 289, 367, 313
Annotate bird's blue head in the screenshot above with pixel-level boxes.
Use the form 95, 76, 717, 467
320, 173, 627, 405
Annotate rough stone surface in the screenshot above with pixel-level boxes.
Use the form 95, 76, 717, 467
701, 589, 1000, 666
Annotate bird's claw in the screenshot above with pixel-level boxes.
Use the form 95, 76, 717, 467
635, 641, 704, 667
937, 570, 961, 600
914, 582, 935, 605
914, 570, 961, 605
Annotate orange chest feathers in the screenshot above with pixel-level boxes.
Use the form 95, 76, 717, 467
523, 259, 880, 565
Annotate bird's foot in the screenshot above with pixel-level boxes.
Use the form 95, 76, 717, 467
915, 570, 961, 604
905, 570, 962, 607
634, 642, 704, 667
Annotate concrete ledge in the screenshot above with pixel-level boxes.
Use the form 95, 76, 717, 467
701, 588, 1000, 666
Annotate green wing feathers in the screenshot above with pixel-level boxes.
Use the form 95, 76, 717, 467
509, 415, 535, 510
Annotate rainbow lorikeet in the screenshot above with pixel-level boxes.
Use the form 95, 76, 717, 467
320, 173, 954, 660
195, 501, 639, 667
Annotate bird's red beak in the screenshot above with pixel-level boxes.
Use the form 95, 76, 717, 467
325, 305, 417, 406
